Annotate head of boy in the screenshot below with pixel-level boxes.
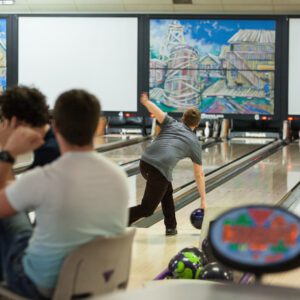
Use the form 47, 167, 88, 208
0, 86, 49, 127
53, 89, 101, 147
182, 107, 201, 129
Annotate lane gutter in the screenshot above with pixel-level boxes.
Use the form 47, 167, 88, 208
95, 135, 151, 153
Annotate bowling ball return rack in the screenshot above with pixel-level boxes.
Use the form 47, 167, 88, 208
154, 205, 300, 284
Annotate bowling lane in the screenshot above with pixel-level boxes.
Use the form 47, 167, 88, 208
102, 140, 151, 165
129, 139, 269, 208
94, 134, 143, 149
128, 143, 300, 289
94, 135, 125, 146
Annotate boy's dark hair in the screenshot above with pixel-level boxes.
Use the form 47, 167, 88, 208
182, 107, 201, 128
0, 86, 49, 126
53, 89, 101, 146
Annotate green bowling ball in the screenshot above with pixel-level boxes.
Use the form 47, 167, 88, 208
168, 252, 203, 279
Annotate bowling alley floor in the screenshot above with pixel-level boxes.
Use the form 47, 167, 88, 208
263, 268, 300, 289
128, 142, 300, 290
128, 220, 199, 289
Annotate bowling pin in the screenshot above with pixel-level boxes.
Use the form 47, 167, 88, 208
204, 121, 210, 138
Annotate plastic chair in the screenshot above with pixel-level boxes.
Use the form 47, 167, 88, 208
0, 228, 136, 300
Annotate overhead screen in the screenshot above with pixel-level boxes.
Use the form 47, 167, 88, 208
149, 19, 276, 115
289, 19, 300, 115
19, 17, 138, 111
0, 19, 7, 92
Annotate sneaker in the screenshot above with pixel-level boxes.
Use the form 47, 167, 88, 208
166, 228, 178, 236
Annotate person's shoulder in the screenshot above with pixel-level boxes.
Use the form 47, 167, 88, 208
166, 114, 177, 123
92, 153, 127, 179
35, 128, 59, 154
31, 145, 60, 169
160, 114, 176, 126
43, 134, 59, 149
93, 154, 129, 194
188, 134, 200, 147
14, 165, 46, 184
33, 154, 66, 176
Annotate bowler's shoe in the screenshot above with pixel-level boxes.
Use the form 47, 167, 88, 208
166, 228, 178, 236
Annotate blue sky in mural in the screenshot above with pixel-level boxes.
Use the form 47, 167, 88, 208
150, 19, 276, 56
0, 19, 6, 37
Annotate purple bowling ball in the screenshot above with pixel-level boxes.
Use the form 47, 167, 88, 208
190, 208, 205, 229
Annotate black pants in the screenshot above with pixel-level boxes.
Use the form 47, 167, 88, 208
129, 160, 177, 229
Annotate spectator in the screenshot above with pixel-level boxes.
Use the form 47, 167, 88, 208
0, 89, 129, 299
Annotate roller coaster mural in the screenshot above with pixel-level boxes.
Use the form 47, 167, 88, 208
149, 19, 276, 115
0, 19, 7, 93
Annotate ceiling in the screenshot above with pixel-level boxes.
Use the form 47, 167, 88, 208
0, 0, 300, 14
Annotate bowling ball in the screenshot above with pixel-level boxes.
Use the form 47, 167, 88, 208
200, 262, 233, 282
168, 252, 203, 279
180, 247, 208, 266
190, 208, 205, 229
201, 238, 216, 263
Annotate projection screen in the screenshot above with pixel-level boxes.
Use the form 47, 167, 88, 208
289, 18, 300, 115
18, 17, 138, 112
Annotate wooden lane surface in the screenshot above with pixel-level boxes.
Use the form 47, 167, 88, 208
93, 135, 142, 148
128, 143, 300, 290
263, 268, 300, 289
101, 140, 150, 165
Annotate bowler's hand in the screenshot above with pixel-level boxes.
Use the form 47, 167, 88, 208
140, 92, 150, 106
3, 127, 44, 158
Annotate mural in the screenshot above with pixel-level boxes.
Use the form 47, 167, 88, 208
149, 19, 276, 115
0, 19, 6, 93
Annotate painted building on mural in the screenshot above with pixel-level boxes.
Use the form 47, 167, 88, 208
149, 59, 167, 88
199, 54, 223, 78
222, 30, 275, 90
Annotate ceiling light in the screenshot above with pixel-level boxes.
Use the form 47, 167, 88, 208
0, 0, 15, 4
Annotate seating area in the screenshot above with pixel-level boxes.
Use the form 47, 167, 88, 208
0, 229, 136, 300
